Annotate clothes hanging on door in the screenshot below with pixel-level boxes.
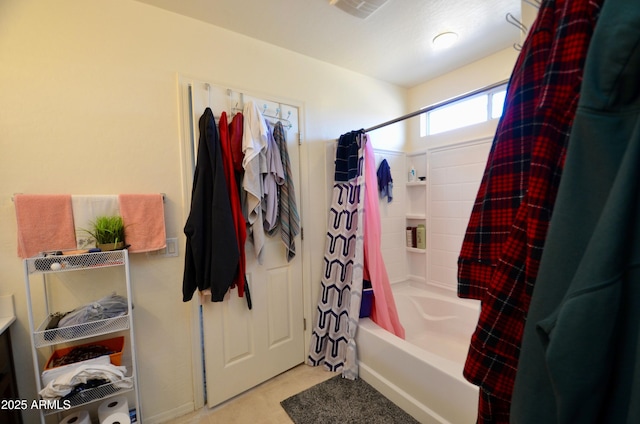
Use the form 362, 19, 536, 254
263, 122, 285, 232
183, 104, 300, 304
512, 1, 640, 422
219, 111, 248, 298
229, 112, 245, 207
271, 121, 300, 262
456, 0, 604, 421
242, 101, 269, 263
183, 107, 240, 302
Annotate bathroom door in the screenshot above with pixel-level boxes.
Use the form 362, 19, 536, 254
181, 79, 305, 408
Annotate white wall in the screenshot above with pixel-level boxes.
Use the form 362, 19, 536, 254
428, 139, 493, 292
402, 48, 519, 294
373, 150, 407, 284
0, 1, 407, 422
407, 47, 518, 152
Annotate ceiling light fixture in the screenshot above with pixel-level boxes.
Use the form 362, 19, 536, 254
432, 32, 458, 49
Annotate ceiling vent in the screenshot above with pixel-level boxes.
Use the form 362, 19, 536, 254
330, 0, 390, 19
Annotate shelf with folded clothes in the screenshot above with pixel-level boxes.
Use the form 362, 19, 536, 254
41, 376, 135, 416
32, 291, 130, 348
24, 249, 141, 423
33, 314, 130, 348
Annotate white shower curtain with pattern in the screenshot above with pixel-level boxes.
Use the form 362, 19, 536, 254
307, 130, 366, 379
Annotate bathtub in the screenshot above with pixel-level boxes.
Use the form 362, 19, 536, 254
356, 280, 480, 423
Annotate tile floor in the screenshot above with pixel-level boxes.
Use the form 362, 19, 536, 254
168, 363, 337, 424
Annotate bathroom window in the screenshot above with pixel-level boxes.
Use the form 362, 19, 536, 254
420, 84, 507, 136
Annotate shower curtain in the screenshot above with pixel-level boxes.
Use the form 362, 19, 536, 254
307, 130, 404, 379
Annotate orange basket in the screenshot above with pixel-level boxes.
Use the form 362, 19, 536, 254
44, 336, 124, 370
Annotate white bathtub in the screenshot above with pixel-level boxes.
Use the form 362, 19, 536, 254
356, 280, 480, 423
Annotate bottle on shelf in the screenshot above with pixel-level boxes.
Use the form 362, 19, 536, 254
416, 224, 426, 249
408, 166, 416, 182
406, 227, 414, 248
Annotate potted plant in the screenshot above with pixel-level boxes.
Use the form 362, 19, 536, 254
83, 215, 126, 251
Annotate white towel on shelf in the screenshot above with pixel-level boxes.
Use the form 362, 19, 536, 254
39, 363, 131, 400
71, 195, 120, 249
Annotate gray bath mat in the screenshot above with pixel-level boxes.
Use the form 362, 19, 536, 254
280, 375, 420, 423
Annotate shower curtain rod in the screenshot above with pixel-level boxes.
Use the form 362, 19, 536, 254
363, 79, 510, 134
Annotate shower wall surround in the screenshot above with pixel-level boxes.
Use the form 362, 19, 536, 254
427, 139, 492, 292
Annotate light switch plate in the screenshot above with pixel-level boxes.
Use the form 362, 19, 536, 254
146, 238, 178, 258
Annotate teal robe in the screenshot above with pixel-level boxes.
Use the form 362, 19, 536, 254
511, 1, 640, 423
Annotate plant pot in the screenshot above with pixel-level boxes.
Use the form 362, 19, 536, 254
97, 241, 125, 251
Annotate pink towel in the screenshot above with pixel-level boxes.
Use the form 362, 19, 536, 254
118, 194, 166, 253
363, 138, 405, 339
14, 194, 77, 258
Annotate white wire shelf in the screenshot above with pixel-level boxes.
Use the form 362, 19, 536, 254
26, 250, 126, 274
34, 314, 130, 348
42, 376, 135, 415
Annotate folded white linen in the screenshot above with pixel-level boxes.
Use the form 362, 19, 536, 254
39, 363, 131, 400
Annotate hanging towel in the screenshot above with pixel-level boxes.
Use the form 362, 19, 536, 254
263, 121, 285, 232
376, 158, 393, 202
118, 194, 166, 253
14, 194, 77, 258
242, 101, 269, 263
71, 195, 120, 249
364, 139, 405, 339
272, 121, 300, 262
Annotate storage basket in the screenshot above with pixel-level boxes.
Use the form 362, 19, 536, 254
44, 336, 124, 370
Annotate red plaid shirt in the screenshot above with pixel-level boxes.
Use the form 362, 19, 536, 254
458, 0, 603, 418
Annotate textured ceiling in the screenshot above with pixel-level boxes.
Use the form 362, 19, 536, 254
135, 0, 524, 88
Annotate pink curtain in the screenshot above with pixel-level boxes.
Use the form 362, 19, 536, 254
363, 136, 405, 339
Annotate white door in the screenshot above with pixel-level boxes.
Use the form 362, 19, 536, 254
180, 80, 305, 408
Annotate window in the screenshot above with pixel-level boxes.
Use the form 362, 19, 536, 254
420, 84, 507, 136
